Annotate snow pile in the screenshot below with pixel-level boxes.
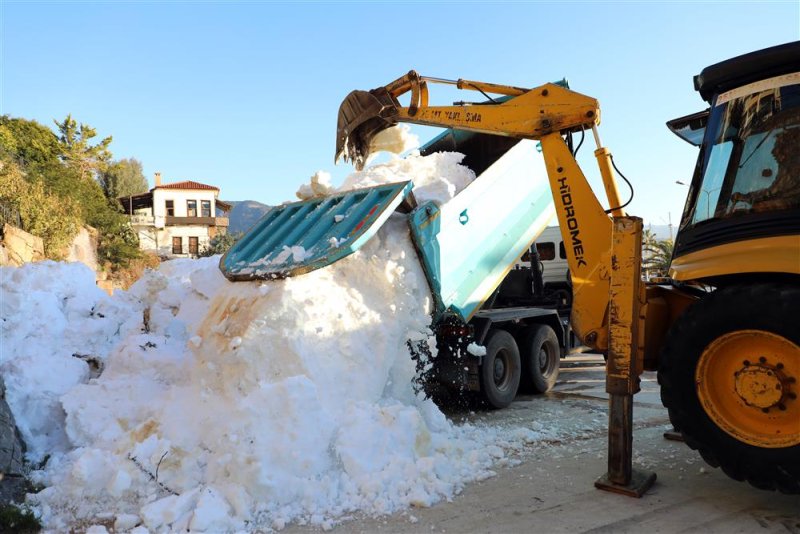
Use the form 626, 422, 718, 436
340, 151, 474, 204
0, 262, 142, 462
292, 151, 475, 208
3, 153, 553, 532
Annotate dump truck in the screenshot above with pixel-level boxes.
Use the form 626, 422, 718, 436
221, 41, 800, 496
222, 127, 571, 409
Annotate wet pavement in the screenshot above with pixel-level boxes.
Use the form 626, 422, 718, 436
286, 352, 800, 533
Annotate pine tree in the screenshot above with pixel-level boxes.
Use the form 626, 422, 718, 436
53, 114, 112, 180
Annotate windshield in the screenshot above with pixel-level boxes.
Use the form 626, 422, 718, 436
684, 75, 800, 227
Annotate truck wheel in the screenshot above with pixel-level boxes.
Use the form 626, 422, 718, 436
658, 283, 800, 494
480, 329, 521, 409
521, 324, 560, 393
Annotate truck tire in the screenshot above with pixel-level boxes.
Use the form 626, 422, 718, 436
480, 329, 521, 409
520, 324, 560, 393
658, 283, 800, 494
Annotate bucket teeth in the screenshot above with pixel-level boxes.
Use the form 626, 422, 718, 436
336, 88, 399, 170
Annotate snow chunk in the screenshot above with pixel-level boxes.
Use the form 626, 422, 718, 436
367, 124, 420, 159
273, 245, 310, 265
467, 342, 487, 356
296, 171, 334, 200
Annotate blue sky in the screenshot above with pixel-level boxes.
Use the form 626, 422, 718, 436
2, 1, 798, 227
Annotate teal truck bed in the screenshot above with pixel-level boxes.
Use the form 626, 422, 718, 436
220, 130, 555, 323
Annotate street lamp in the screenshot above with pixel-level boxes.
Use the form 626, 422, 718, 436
675, 180, 721, 219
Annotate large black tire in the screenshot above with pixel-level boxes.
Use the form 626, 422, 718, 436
520, 324, 560, 393
479, 329, 521, 409
658, 283, 800, 494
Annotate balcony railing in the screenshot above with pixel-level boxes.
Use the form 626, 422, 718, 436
129, 214, 156, 225
165, 216, 229, 227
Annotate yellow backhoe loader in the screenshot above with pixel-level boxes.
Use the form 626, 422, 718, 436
336, 41, 800, 495
223, 42, 800, 495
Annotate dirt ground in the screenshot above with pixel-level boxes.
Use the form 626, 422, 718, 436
285, 353, 800, 534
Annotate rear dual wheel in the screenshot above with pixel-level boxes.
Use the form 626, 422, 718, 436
520, 324, 560, 393
658, 283, 800, 494
480, 329, 521, 409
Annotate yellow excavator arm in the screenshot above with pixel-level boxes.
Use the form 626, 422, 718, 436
336, 71, 599, 167
336, 70, 629, 355
336, 70, 656, 496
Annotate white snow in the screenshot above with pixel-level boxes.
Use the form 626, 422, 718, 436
340, 151, 475, 205
273, 245, 310, 264
467, 342, 487, 357
0, 261, 143, 462
366, 124, 420, 162
296, 171, 334, 200
2, 152, 553, 532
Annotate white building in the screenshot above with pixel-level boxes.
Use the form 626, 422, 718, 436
119, 173, 231, 258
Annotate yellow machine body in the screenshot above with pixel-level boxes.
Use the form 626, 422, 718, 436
669, 235, 800, 281
337, 42, 800, 495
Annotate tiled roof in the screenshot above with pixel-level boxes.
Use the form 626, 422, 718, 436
155, 180, 219, 191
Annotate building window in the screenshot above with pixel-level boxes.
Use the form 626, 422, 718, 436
166, 200, 174, 217
187, 200, 197, 217
189, 237, 199, 255
201, 200, 211, 218
172, 236, 183, 254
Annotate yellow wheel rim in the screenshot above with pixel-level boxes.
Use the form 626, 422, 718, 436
696, 329, 800, 448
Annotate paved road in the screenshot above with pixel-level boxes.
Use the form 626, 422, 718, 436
287, 353, 800, 533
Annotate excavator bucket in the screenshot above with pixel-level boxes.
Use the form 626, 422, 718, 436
335, 88, 399, 170
219, 181, 414, 281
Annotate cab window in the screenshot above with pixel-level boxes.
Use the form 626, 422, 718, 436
536, 242, 556, 261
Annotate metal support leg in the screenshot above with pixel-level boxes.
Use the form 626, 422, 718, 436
608, 394, 634, 485
595, 216, 656, 497
595, 394, 656, 496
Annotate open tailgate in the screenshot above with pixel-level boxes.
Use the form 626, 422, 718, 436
220, 181, 414, 281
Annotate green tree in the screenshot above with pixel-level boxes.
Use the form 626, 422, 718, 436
1, 114, 141, 269
0, 116, 72, 194
0, 125, 18, 155
51, 115, 141, 267
0, 156, 81, 258
90, 206, 141, 268
100, 158, 149, 200
54, 114, 112, 180
643, 238, 674, 276
199, 232, 240, 257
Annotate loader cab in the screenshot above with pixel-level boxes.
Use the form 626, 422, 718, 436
668, 41, 800, 284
